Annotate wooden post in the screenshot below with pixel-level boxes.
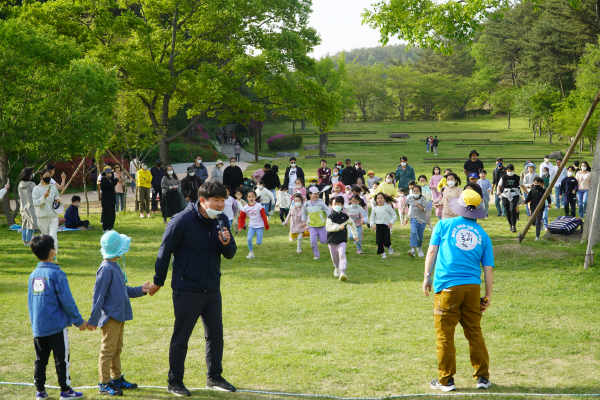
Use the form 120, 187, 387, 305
58, 156, 88, 197
83, 157, 90, 217
518, 90, 600, 243
583, 119, 600, 269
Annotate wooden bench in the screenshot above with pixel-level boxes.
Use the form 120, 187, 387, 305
328, 139, 407, 145
420, 139, 491, 142
455, 141, 534, 146
299, 132, 359, 136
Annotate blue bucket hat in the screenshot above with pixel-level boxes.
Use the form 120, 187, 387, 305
101, 230, 131, 259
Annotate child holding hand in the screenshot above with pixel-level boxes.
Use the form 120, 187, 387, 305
88, 231, 150, 396
326, 196, 359, 281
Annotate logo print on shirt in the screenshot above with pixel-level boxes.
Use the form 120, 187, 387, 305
32, 277, 46, 293
455, 228, 479, 251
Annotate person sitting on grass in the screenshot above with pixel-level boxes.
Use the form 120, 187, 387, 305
87, 231, 151, 396
423, 190, 494, 392
28, 234, 88, 400
64, 196, 90, 229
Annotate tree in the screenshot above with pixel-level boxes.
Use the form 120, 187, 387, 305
490, 86, 519, 128
514, 83, 560, 142
385, 64, 420, 120
25, 0, 320, 164
0, 19, 118, 224
412, 73, 449, 118
347, 63, 386, 121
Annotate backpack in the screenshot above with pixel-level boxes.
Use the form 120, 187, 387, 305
546, 216, 583, 235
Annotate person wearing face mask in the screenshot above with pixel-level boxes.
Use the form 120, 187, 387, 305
429, 166, 443, 209
136, 161, 152, 218
492, 158, 506, 217
150, 159, 165, 214
575, 161, 591, 218
355, 161, 366, 184
302, 186, 331, 260
33, 168, 61, 250
255, 180, 275, 220
497, 164, 528, 232
237, 190, 270, 259
440, 173, 463, 220
191, 155, 209, 182
100, 166, 121, 232
523, 177, 552, 241
539, 155, 552, 176
559, 166, 579, 218
405, 184, 429, 258
262, 165, 281, 212
113, 163, 125, 213
394, 156, 416, 194
276, 186, 292, 223
283, 157, 305, 195
375, 172, 399, 197
340, 158, 357, 186
149, 182, 237, 396
64, 195, 89, 229
326, 196, 359, 281
223, 157, 244, 191
550, 158, 567, 209
161, 165, 183, 224
346, 194, 368, 254
283, 193, 310, 253
181, 166, 203, 203
18, 168, 38, 245
317, 159, 332, 205
210, 160, 225, 184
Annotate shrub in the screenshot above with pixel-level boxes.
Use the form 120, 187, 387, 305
129, 143, 219, 164
266, 134, 303, 151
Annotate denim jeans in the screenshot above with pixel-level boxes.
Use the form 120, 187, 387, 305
247, 227, 264, 251
543, 206, 548, 227
410, 218, 426, 248
348, 225, 363, 251
130, 173, 135, 190
22, 228, 34, 243
269, 189, 277, 212
115, 193, 125, 212
261, 203, 270, 216
577, 190, 588, 217
426, 143, 430, 152
494, 194, 505, 216
554, 187, 563, 209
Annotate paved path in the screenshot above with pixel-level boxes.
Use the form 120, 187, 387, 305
220, 143, 274, 162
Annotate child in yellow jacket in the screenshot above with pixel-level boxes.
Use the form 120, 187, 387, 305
135, 161, 152, 218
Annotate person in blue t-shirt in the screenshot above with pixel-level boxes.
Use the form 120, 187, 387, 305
422, 190, 495, 392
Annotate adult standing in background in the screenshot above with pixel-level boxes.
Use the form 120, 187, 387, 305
539, 155, 552, 176
234, 143, 242, 162
161, 165, 183, 224
576, 161, 591, 218
497, 164, 528, 233
129, 156, 139, 193
100, 166, 120, 232
550, 158, 567, 209
192, 155, 209, 182
210, 160, 225, 183
151, 159, 165, 214
355, 161, 366, 184
181, 166, 203, 203
231, 132, 237, 145
32, 168, 61, 250
492, 158, 506, 217
431, 136, 439, 156
395, 156, 416, 194
283, 157, 305, 195
113, 163, 125, 213
18, 168, 38, 246
317, 159, 332, 205
223, 157, 244, 190
89, 158, 98, 194
47, 163, 66, 192
341, 158, 357, 186
136, 160, 152, 218
426, 136, 431, 153
463, 150, 484, 178
251, 163, 270, 182
423, 190, 494, 392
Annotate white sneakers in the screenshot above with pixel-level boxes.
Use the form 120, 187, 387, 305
381, 253, 387, 259
339, 272, 347, 281
417, 248, 425, 257
535, 237, 540, 241
407, 249, 416, 258
267, 215, 271, 220
387, 246, 394, 255
313, 256, 320, 260
334, 267, 340, 277
246, 251, 255, 259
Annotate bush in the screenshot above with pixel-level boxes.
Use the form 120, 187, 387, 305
129, 143, 219, 164
266, 134, 303, 151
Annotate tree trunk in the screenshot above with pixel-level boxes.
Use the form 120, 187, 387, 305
258, 124, 262, 150
292, 120, 296, 135
538, 118, 542, 138
548, 128, 552, 145
159, 136, 170, 167
301, 120, 306, 130
590, 138, 594, 155
254, 124, 259, 163
508, 112, 511, 129
319, 130, 328, 157
0, 150, 15, 225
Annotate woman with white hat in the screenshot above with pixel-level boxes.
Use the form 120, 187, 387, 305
210, 160, 224, 184
32, 168, 61, 250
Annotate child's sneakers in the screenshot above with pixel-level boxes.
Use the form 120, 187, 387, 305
357, 249, 364, 254
60, 388, 84, 399
35, 391, 48, 399
297, 250, 302, 254
246, 251, 255, 259
381, 253, 387, 259
339, 272, 347, 281
407, 249, 416, 258
111, 375, 138, 390
387, 246, 394, 255
313, 256, 320, 260
535, 236, 540, 241
417, 248, 425, 257
333, 267, 340, 277
98, 382, 123, 396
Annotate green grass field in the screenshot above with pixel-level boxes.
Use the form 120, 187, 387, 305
1, 116, 599, 400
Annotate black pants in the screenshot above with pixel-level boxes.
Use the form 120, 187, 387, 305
376, 224, 391, 254
151, 186, 162, 211
168, 289, 224, 384
564, 195, 576, 217
534, 209, 544, 238
502, 196, 519, 227
235, 154, 240, 162
34, 329, 70, 392
65, 220, 89, 229
102, 205, 116, 231
279, 208, 289, 222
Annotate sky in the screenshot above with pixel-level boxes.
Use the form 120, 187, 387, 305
308, 0, 403, 59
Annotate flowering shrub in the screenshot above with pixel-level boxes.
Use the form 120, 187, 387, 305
211, 140, 222, 153
195, 125, 209, 139
240, 137, 250, 148
266, 134, 302, 151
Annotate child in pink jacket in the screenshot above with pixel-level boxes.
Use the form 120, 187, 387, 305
397, 188, 409, 225
283, 193, 309, 253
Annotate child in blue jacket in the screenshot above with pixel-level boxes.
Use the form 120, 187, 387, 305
87, 231, 150, 396
28, 235, 87, 400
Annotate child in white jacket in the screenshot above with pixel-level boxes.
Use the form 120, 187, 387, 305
32, 169, 61, 250
277, 186, 292, 223
370, 193, 397, 258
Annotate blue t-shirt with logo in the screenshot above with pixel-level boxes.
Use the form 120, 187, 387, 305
429, 216, 495, 293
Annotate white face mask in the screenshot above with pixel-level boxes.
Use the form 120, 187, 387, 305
290, 163, 296, 168
582, 166, 587, 171
414, 194, 421, 199
197, 160, 202, 164
401, 162, 407, 167
447, 180, 456, 187
544, 158, 549, 163
386, 178, 393, 183
73, 202, 80, 207
333, 205, 343, 212
257, 185, 264, 190
345, 189, 351, 193
294, 202, 302, 208
567, 171, 574, 177
295, 184, 301, 188
216, 164, 222, 169
231, 162, 236, 167
506, 171, 514, 176
189, 172, 195, 177
203, 204, 222, 219
142, 165, 147, 170
168, 171, 173, 175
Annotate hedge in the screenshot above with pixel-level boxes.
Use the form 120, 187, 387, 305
266, 134, 303, 151
129, 143, 220, 164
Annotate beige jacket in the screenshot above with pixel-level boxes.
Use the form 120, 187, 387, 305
32, 183, 61, 219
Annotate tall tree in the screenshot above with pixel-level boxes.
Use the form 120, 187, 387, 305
385, 64, 420, 120
347, 63, 386, 121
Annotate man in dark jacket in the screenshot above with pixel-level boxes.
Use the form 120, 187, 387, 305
282, 157, 305, 194
262, 164, 281, 212
191, 155, 209, 182
100, 167, 120, 231
341, 158, 357, 186
150, 158, 165, 213
181, 166, 203, 203
222, 157, 244, 190
149, 182, 237, 396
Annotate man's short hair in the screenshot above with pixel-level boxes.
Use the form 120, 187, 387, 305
400, 156, 408, 161
71, 195, 81, 203
46, 163, 55, 171
320, 159, 327, 163
41, 168, 52, 178
196, 155, 202, 159
264, 163, 271, 169
557, 158, 563, 162
230, 157, 236, 161
534, 177, 545, 184
574, 160, 580, 167
198, 181, 227, 200
289, 157, 297, 162
30, 235, 55, 260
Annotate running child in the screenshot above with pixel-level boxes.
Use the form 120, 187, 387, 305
331, 182, 345, 203
283, 193, 309, 253
237, 190, 270, 259
370, 192, 397, 258
302, 186, 331, 260
523, 177, 552, 241
477, 170, 492, 218
405, 184, 428, 258
346, 194, 368, 254
223, 186, 238, 228
233, 188, 247, 232
397, 188, 409, 225
292, 178, 307, 200
277, 186, 292, 222
256, 180, 275, 220
418, 175, 433, 230
326, 196, 359, 281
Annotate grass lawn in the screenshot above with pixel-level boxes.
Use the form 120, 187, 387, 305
1, 117, 599, 400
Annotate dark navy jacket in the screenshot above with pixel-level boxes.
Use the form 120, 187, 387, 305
64, 205, 82, 226
559, 176, 578, 199
154, 201, 237, 291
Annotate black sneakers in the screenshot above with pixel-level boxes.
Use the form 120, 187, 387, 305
477, 376, 492, 389
167, 382, 191, 397
430, 377, 456, 392
207, 376, 237, 392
